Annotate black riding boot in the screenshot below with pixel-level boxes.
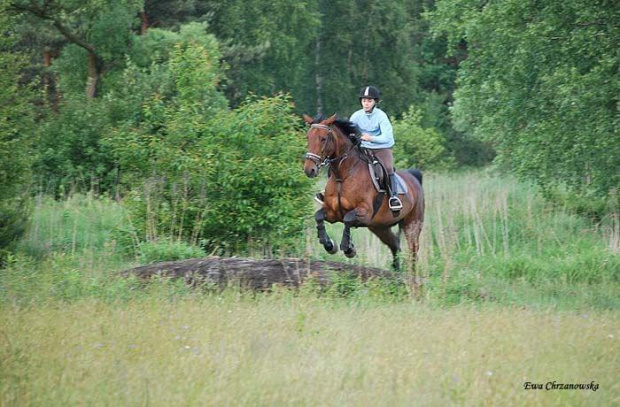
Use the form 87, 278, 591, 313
388, 174, 403, 212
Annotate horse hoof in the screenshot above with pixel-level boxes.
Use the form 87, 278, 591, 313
344, 248, 356, 258
324, 239, 338, 254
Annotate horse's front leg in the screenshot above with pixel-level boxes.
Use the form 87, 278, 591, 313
315, 208, 338, 254
340, 210, 357, 258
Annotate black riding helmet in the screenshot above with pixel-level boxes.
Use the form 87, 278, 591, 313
359, 85, 380, 102
359, 85, 380, 109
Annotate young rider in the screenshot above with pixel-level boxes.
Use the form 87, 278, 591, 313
315, 85, 403, 212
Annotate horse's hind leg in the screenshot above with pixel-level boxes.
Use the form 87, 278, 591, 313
402, 219, 424, 298
402, 220, 423, 262
340, 210, 357, 258
369, 226, 401, 270
315, 208, 338, 254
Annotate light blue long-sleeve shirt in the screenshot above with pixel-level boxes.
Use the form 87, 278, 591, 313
349, 107, 394, 149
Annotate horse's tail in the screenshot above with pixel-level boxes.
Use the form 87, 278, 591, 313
407, 168, 423, 185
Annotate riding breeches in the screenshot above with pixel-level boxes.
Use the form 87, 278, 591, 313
371, 148, 395, 175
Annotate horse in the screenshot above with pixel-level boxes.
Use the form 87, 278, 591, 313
303, 114, 425, 276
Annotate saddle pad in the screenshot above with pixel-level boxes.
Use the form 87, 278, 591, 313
367, 164, 408, 195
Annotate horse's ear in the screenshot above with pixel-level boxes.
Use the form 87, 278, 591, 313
302, 114, 314, 125
324, 114, 337, 125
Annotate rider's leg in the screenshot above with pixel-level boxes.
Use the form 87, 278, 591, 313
374, 149, 402, 211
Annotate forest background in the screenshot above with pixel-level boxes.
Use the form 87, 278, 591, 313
0, 0, 617, 259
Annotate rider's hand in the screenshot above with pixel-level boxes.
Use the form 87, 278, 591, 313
361, 133, 372, 142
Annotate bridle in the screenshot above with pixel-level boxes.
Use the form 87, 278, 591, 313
304, 122, 360, 219
304, 123, 335, 169
305, 123, 358, 170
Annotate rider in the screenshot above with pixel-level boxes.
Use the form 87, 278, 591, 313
315, 85, 403, 212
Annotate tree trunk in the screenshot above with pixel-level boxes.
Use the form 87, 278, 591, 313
123, 256, 398, 291
43, 47, 60, 112
43, 47, 53, 106
86, 52, 99, 99
315, 36, 323, 115
140, 10, 149, 34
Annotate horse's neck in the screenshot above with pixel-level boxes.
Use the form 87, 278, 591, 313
332, 131, 356, 157
329, 133, 363, 177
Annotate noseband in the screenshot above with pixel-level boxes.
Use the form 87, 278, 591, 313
305, 123, 335, 168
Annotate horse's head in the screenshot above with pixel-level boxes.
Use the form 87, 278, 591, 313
302, 114, 338, 178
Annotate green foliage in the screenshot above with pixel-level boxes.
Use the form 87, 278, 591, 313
108, 36, 226, 244
32, 22, 226, 195
428, 0, 619, 203
117, 93, 315, 253
392, 105, 450, 170
137, 240, 204, 264
207, 0, 320, 109
105, 29, 314, 253
199, 95, 315, 251
9, 0, 143, 97
34, 98, 118, 194
0, 15, 35, 261
311, 0, 422, 116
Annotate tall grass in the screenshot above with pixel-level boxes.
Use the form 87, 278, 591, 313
306, 172, 619, 308
1, 172, 619, 405
1, 296, 618, 406
1, 172, 618, 309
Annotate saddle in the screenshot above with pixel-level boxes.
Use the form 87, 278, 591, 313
361, 149, 408, 195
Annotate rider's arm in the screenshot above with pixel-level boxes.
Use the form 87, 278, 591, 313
366, 111, 394, 146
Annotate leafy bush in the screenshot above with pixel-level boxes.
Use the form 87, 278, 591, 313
199, 95, 314, 251
34, 98, 118, 195
393, 105, 451, 170
107, 31, 314, 254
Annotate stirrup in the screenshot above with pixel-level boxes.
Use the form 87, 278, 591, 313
389, 196, 403, 211
315, 191, 325, 205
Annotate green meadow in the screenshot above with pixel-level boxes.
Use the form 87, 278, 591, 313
1, 172, 618, 405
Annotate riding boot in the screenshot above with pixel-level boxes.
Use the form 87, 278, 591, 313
388, 174, 403, 212
315, 190, 325, 205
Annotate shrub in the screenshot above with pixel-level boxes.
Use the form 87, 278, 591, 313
393, 105, 450, 170
109, 35, 314, 255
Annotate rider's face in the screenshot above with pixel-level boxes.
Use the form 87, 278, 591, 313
361, 98, 376, 112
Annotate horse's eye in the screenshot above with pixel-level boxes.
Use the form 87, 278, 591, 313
320, 137, 327, 143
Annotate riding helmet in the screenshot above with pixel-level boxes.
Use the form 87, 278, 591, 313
359, 85, 380, 101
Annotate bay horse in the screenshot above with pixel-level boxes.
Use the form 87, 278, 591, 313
303, 114, 425, 273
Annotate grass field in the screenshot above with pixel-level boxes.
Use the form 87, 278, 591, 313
1, 172, 618, 405
1, 296, 618, 406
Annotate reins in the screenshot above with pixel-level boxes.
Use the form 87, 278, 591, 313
305, 123, 359, 170
305, 123, 362, 219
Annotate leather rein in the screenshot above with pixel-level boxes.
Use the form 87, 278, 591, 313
305, 123, 361, 218
304, 123, 359, 169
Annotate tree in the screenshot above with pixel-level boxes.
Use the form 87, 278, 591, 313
0, 8, 35, 260
205, 0, 319, 109
428, 0, 619, 201
9, 0, 142, 99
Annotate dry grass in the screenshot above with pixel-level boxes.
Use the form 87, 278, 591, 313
1, 297, 618, 406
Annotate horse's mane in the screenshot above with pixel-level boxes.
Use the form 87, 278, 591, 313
311, 114, 360, 143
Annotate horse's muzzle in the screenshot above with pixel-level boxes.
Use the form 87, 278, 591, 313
304, 161, 318, 178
